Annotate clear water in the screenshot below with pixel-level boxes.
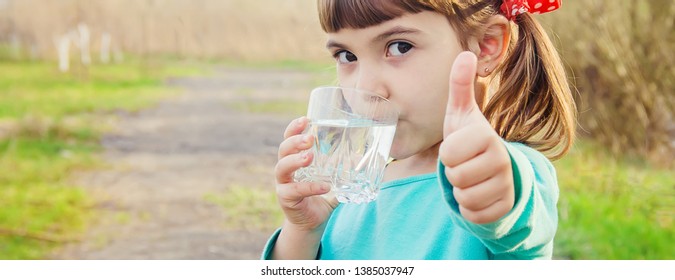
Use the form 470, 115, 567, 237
294, 119, 396, 204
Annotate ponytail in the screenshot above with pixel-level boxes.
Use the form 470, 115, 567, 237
484, 13, 576, 160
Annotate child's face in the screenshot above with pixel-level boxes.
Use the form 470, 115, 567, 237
326, 11, 463, 160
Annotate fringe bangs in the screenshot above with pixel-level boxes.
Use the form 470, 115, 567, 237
318, 0, 433, 32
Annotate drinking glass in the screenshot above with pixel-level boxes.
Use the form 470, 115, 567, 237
293, 87, 399, 204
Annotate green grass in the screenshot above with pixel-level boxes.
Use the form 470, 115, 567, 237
0, 137, 96, 259
553, 141, 674, 259
0, 60, 199, 259
0, 60, 204, 119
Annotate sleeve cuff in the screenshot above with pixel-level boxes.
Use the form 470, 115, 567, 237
260, 228, 324, 260
260, 228, 282, 260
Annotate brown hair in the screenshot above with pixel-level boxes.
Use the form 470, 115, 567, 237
318, 0, 576, 160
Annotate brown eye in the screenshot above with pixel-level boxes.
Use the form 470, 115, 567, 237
336, 51, 357, 63
387, 42, 413, 57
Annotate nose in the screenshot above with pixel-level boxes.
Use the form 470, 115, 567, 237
354, 62, 389, 100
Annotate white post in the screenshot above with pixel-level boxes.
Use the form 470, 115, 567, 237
100, 32, 111, 64
77, 23, 91, 66
56, 34, 70, 72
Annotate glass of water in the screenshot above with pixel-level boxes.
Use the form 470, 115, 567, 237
293, 87, 399, 204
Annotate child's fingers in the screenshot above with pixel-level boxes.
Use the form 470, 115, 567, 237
284, 116, 309, 139
275, 151, 313, 184
444, 51, 478, 137
447, 52, 478, 112
452, 174, 508, 211
278, 134, 314, 160
444, 143, 510, 189
439, 125, 491, 168
276, 181, 331, 206
458, 198, 513, 225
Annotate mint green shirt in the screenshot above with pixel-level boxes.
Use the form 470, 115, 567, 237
262, 142, 559, 259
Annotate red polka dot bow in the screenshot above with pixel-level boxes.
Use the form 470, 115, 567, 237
500, 0, 561, 21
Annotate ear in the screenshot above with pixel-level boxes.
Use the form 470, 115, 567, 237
468, 15, 511, 77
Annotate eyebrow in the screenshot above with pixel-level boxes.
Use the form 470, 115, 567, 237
325, 26, 423, 49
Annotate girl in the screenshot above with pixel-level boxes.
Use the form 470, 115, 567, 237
265, 0, 576, 259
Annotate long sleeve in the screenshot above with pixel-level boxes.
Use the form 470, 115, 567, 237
438, 141, 559, 259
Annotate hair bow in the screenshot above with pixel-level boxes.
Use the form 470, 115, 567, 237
500, 0, 561, 21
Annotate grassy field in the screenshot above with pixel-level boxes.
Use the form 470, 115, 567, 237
553, 142, 674, 259
0, 59, 201, 259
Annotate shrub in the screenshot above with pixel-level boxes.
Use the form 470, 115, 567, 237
542, 0, 674, 167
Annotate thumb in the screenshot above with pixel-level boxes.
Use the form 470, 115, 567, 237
444, 51, 479, 137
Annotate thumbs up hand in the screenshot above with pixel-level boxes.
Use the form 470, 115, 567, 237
439, 51, 515, 224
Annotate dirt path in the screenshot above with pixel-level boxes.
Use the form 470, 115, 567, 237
50, 68, 319, 259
